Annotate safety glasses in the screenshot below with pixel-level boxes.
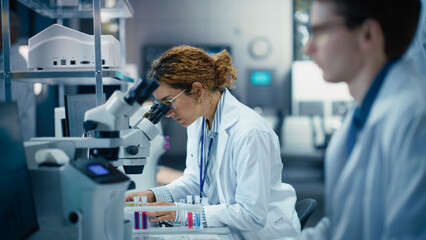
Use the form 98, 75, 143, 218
162, 89, 186, 110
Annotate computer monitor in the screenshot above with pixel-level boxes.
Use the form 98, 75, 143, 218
0, 102, 39, 239
65, 94, 105, 137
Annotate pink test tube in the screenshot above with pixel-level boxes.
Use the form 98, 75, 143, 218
187, 212, 193, 229
187, 195, 193, 229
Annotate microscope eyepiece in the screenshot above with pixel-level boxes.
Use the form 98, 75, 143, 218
136, 79, 160, 105
124, 79, 148, 105
144, 101, 171, 124
124, 78, 159, 106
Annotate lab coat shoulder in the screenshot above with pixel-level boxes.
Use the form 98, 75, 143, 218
220, 90, 278, 141
369, 58, 426, 160
373, 58, 426, 239
218, 91, 281, 175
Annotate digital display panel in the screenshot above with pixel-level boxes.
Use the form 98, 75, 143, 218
250, 71, 272, 86
87, 164, 110, 176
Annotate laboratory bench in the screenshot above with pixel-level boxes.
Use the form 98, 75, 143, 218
131, 227, 233, 240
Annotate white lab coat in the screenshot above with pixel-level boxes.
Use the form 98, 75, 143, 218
300, 57, 426, 239
165, 89, 300, 240
408, 0, 426, 75
0, 44, 36, 141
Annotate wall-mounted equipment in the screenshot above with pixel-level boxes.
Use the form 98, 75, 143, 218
246, 69, 275, 108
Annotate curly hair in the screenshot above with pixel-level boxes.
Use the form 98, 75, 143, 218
148, 45, 237, 94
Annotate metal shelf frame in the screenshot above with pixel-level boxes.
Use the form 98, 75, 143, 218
11, 69, 134, 85
1, 0, 133, 106
1, 0, 12, 102
18, 0, 134, 19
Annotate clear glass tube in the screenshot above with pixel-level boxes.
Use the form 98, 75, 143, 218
179, 199, 186, 227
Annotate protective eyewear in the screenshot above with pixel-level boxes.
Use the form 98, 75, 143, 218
162, 89, 186, 110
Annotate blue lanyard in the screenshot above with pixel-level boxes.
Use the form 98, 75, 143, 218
200, 118, 214, 198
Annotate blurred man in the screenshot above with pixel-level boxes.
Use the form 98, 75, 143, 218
301, 0, 426, 239
0, 11, 36, 140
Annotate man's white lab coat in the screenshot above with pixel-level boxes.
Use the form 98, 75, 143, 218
300, 57, 426, 240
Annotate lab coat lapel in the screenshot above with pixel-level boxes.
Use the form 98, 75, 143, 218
328, 69, 395, 224
325, 110, 352, 214
215, 89, 239, 203
215, 127, 228, 203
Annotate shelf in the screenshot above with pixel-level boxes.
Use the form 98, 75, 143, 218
9, 69, 134, 85
18, 0, 134, 19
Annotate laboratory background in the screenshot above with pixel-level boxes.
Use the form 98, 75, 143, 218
1, 0, 425, 239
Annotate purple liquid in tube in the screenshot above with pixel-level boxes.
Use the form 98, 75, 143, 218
142, 211, 148, 229
134, 212, 140, 229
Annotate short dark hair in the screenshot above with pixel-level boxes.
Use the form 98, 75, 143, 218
316, 0, 421, 60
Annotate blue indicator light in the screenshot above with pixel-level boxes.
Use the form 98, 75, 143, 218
250, 71, 271, 86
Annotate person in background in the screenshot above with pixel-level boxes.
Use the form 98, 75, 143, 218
0, 11, 36, 141
301, 0, 426, 239
125, 45, 300, 240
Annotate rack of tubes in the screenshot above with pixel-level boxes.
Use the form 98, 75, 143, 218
124, 203, 206, 234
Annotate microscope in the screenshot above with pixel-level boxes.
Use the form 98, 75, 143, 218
24, 79, 170, 240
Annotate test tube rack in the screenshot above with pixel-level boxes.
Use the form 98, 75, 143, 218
124, 204, 208, 234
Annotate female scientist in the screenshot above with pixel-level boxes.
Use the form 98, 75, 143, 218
125, 45, 300, 239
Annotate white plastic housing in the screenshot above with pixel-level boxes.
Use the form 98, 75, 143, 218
28, 24, 121, 70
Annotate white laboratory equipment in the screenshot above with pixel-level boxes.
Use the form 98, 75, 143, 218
24, 78, 170, 240
27, 24, 121, 70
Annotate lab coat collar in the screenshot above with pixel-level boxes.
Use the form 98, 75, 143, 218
218, 88, 240, 132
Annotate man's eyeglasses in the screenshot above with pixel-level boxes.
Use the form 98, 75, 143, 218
307, 20, 346, 38
158, 89, 186, 110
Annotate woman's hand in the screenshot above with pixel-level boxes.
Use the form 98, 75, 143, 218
147, 201, 176, 222
125, 190, 156, 202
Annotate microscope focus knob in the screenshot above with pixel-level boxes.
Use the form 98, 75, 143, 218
126, 145, 139, 155
83, 120, 98, 131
